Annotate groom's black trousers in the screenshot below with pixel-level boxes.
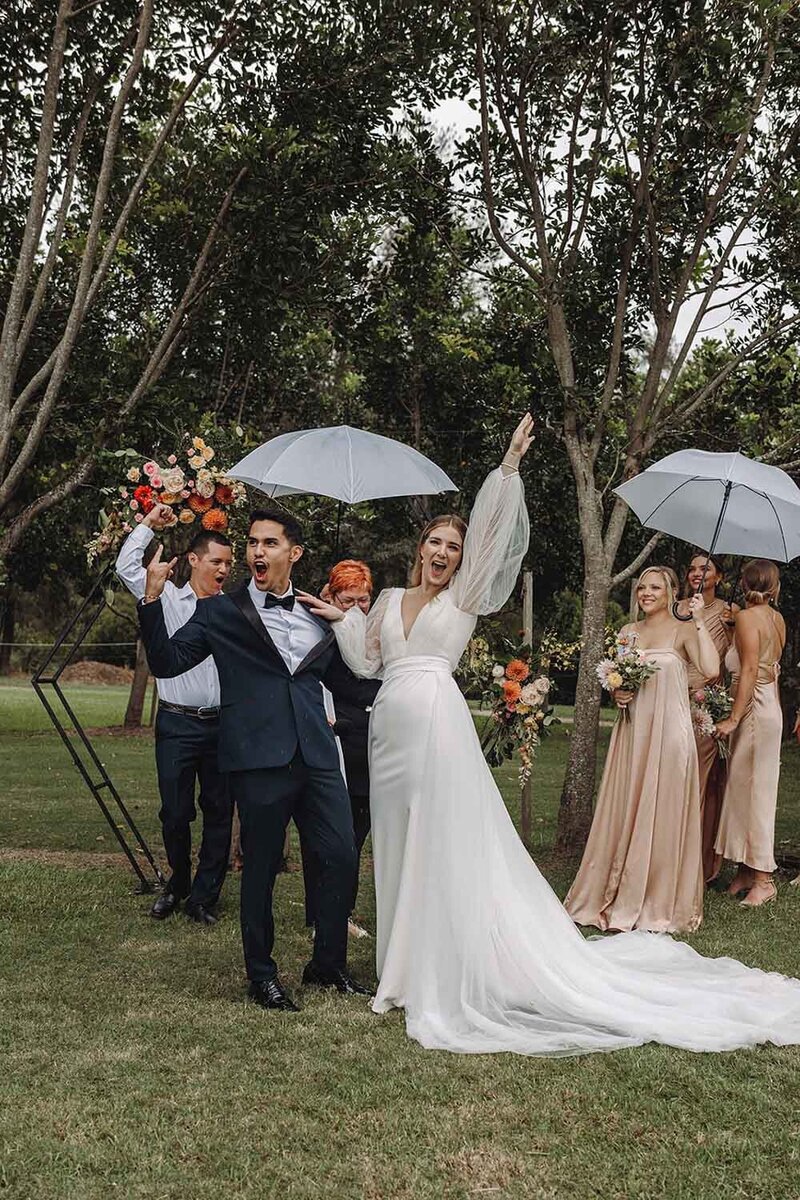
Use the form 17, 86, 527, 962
233, 753, 357, 982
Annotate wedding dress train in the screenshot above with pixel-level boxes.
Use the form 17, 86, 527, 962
333, 467, 800, 1056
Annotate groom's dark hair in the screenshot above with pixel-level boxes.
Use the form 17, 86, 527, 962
248, 508, 304, 547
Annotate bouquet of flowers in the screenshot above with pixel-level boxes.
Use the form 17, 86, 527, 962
690, 683, 734, 759
87, 434, 246, 565
480, 649, 557, 787
595, 630, 660, 721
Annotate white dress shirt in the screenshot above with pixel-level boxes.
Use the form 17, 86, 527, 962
247, 578, 324, 674
115, 525, 220, 708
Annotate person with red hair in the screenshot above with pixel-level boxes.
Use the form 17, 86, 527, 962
307, 560, 381, 938
323, 559, 374, 614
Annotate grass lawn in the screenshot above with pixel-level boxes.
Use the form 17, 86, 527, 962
2, 682, 800, 1199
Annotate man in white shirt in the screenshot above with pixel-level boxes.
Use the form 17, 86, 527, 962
116, 504, 233, 924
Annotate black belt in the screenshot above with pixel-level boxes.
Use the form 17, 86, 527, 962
159, 701, 220, 720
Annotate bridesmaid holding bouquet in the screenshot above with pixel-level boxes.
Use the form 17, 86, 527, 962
565, 566, 720, 934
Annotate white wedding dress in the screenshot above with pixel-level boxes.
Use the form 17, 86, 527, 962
333, 467, 800, 1056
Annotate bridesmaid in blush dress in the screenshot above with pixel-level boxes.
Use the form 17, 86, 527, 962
714, 560, 786, 908
676, 554, 737, 884
565, 566, 720, 934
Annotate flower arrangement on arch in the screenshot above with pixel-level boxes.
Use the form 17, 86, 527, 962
480, 646, 557, 787
690, 683, 733, 759
86, 433, 246, 565
595, 629, 660, 721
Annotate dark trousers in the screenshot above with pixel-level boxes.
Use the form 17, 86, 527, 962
233, 754, 357, 982
154, 708, 233, 907
303, 790, 370, 925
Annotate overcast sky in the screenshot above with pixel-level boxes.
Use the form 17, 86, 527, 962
427, 98, 746, 352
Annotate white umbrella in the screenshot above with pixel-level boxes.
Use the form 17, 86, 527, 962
613, 449, 800, 564
228, 425, 457, 503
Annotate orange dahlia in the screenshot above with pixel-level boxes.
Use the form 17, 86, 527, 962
502, 680, 522, 705
201, 507, 229, 532
505, 659, 530, 683
214, 483, 235, 505
187, 493, 214, 514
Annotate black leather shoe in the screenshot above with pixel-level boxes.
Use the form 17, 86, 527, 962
248, 979, 300, 1012
302, 961, 374, 996
150, 890, 181, 919
185, 903, 218, 926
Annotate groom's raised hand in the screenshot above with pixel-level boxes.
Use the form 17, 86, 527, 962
143, 543, 178, 603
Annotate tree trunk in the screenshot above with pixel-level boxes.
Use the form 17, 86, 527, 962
124, 638, 150, 728
0, 586, 15, 674
555, 561, 610, 854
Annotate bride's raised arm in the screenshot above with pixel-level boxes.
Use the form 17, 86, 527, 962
333, 588, 392, 678
450, 413, 532, 617
297, 586, 392, 679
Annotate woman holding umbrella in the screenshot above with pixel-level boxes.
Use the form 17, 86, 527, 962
676, 554, 738, 884
714, 560, 786, 907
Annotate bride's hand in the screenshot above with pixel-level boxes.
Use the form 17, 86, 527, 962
504, 412, 534, 468
295, 591, 345, 622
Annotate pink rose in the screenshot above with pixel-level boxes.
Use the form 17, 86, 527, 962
180, 489, 190, 499
150, 475, 162, 488
167, 454, 177, 465
143, 461, 159, 477
129, 499, 139, 511
120, 488, 128, 499
134, 513, 144, 523
694, 690, 706, 703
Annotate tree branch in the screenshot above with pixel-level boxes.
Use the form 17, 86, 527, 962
475, 14, 541, 284
611, 531, 662, 587
0, 0, 155, 513
0, 0, 71, 418
0, 453, 95, 565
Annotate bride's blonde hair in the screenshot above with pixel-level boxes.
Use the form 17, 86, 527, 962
409, 513, 468, 587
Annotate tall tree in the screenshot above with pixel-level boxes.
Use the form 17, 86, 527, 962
460, 0, 800, 849
0, 0, 453, 574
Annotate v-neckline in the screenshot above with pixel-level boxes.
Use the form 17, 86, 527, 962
399, 588, 433, 642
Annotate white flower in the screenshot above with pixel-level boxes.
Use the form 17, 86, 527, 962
491, 664, 505, 680
195, 473, 216, 499
520, 679, 549, 706
160, 466, 186, 493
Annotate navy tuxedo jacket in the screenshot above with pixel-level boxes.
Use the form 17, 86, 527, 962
138, 582, 345, 773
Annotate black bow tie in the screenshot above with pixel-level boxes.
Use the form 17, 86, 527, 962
264, 592, 295, 611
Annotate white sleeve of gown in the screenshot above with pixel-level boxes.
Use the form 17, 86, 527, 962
450, 467, 530, 616
332, 587, 393, 679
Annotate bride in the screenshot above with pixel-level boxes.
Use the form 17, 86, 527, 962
299, 414, 800, 1056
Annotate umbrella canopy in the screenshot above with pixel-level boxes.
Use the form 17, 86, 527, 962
228, 425, 458, 504
613, 449, 800, 563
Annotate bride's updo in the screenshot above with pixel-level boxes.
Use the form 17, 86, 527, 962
741, 559, 780, 607
410, 513, 468, 586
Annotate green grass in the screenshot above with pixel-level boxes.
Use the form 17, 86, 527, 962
0, 678, 133, 733
2, 683, 800, 1198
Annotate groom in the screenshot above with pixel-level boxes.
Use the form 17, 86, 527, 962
137, 507, 370, 1012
